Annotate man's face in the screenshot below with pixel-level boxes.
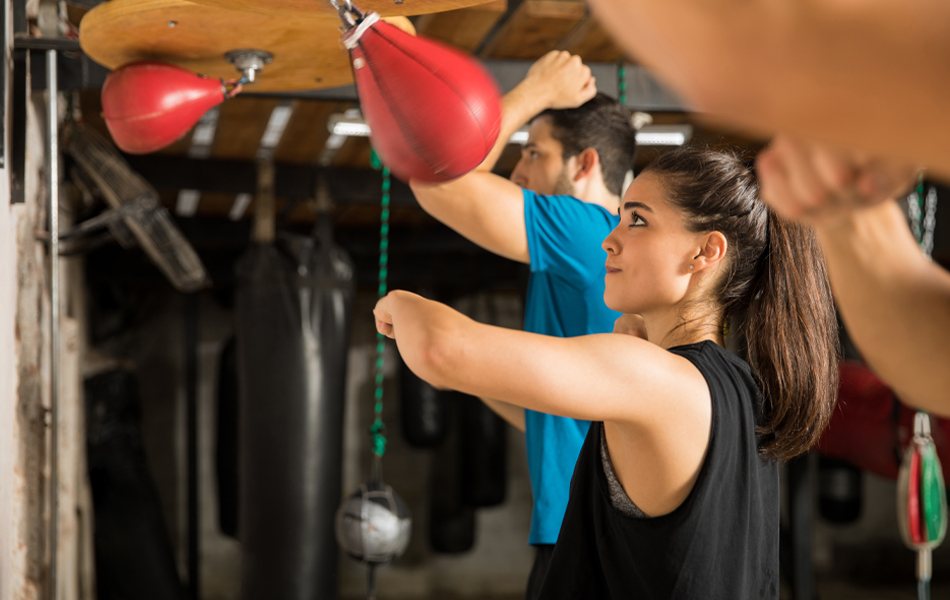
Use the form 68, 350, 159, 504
509, 116, 576, 196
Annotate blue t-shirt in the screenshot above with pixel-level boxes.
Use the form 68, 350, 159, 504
522, 189, 621, 545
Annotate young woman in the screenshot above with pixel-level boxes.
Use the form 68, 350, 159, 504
374, 147, 838, 598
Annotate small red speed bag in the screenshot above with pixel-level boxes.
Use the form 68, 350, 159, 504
101, 61, 225, 154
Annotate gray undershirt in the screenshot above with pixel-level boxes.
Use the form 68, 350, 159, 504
600, 427, 647, 519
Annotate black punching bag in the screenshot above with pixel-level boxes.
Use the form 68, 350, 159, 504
236, 220, 354, 600
215, 337, 239, 537
818, 456, 864, 524
85, 370, 184, 600
399, 356, 446, 448
429, 392, 476, 554
459, 393, 508, 507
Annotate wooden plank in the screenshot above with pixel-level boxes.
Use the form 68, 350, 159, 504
273, 100, 352, 165
79, 0, 415, 92
414, 0, 507, 52
558, 17, 625, 62
210, 97, 282, 160
481, 0, 586, 59
188, 0, 499, 18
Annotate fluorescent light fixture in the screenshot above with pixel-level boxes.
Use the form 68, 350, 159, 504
188, 107, 219, 158
175, 189, 201, 217
258, 104, 294, 155
229, 193, 253, 221
329, 119, 371, 137
509, 129, 529, 144
327, 115, 692, 147
636, 125, 692, 146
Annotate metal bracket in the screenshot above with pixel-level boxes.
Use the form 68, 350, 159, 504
225, 49, 273, 85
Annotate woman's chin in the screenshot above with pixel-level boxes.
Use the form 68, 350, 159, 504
604, 296, 637, 315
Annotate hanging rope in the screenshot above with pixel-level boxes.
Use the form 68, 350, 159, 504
370, 149, 391, 460
616, 61, 627, 106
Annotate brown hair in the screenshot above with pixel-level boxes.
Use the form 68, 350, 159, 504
537, 93, 637, 196
642, 147, 839, 460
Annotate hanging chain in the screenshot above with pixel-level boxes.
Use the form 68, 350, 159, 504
370, 149, 390, 460
904, 174, 941, 600
330, 0, 365, 30
907, 174, 938, 257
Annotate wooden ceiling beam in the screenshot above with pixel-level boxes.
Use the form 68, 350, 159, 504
124, 154, 418, 206
273, 99, 353, 164
480, 0, 586, 59
557, 16, 625, 63
414, 0, 508, 52
210, 96, 283, 160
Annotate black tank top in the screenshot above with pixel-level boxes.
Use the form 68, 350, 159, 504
538, 341, 779, 599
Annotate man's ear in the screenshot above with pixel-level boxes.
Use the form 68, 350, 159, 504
573, 148, 600, 181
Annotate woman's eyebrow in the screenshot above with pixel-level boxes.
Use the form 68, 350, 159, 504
622, 201, 654, 213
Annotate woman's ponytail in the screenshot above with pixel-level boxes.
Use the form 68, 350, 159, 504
741, 214, 839, 459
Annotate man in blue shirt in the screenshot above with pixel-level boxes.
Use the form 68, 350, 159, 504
409, 50, 637, 598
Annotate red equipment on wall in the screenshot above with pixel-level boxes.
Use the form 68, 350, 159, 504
818, 361, 950, 481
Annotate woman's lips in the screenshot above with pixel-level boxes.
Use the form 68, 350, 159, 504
605, 266, 621, 274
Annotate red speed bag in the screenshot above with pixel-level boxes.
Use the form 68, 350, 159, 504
346, 18, 501, 182
101, 61, 225, 154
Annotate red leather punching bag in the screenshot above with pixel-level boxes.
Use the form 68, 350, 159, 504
345, 14, 502, 182
101, 61, 225, 154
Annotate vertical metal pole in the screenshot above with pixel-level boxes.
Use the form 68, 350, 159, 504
184, 295, 200, 600
787, 454, 814, 600
46, 47, 60, 600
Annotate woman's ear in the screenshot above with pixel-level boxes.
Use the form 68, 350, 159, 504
692, 232, 728, 272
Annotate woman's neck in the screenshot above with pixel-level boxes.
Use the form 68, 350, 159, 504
643, 306, 724, 349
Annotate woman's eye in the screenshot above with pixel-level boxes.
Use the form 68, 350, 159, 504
630, 212, 647, 227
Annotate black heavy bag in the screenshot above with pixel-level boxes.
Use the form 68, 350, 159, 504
459, 392, 508, 507
85, 369, 184, 600
236, 224, 354, 600
818, 456, 864, 524
429, 392, 476, 553
215, 336, 239, 538
399, 355, 446, 448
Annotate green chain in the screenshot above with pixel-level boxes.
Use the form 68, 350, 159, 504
370, 149, 390, 458
617, 61, 627, 106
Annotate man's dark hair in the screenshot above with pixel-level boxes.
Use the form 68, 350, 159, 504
537, 93, 637, 196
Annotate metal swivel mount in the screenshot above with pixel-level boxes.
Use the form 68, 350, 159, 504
225, 49, 274, 85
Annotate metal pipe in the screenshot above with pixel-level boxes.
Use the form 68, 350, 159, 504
46, 47, 60, 600
184, 295, 200, 600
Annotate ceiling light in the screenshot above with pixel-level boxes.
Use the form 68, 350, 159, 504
328, 115, 692, 147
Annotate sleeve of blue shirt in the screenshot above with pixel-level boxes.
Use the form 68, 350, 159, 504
522, 188, 618, 289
